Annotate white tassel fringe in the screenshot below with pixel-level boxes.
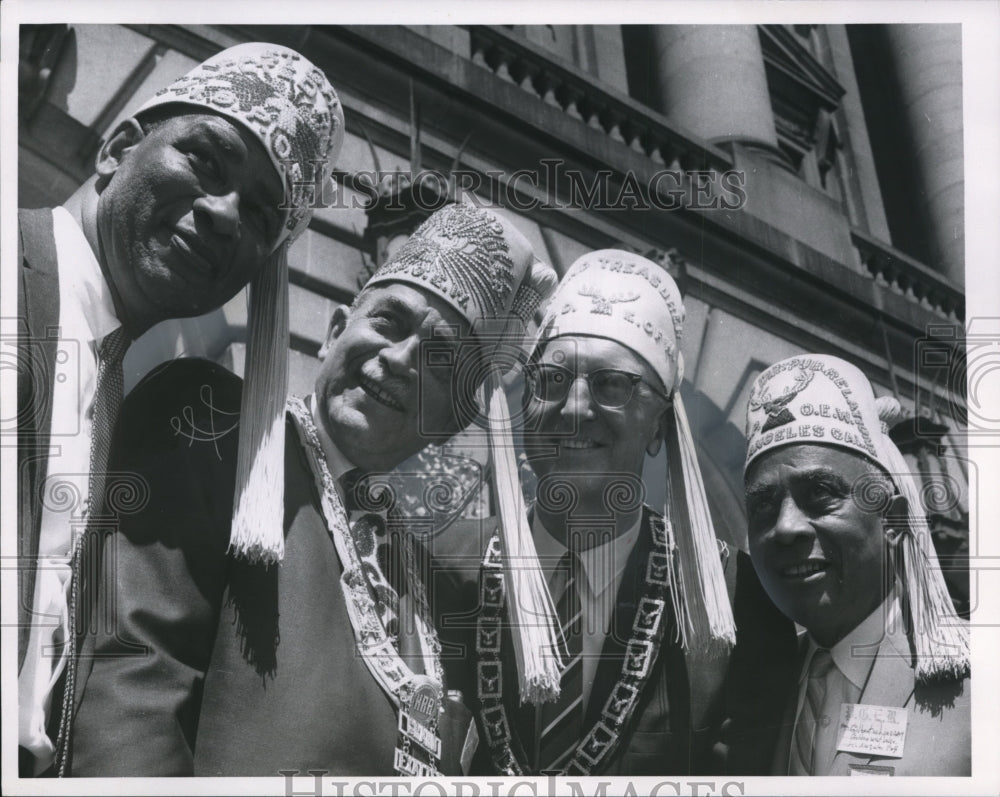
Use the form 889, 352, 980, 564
668, 393, 736, 653
485, 367, 562, 704
229, 244, 290, 566
879, 433, 969, 682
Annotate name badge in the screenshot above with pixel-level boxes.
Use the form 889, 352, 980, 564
837, 703, 907, 758
849, 763, 895, 776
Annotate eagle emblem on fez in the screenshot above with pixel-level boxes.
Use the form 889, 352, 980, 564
577, 285, 639, 315
749, 367, 815, 432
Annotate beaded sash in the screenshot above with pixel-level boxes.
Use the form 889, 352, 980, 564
475, 512, 675, 776
288, 398, 445, 776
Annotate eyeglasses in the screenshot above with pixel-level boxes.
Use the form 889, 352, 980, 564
523, 363, 670, 409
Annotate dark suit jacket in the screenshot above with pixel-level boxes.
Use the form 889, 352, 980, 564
768, 625, 971, 776
425, 509, 733, 776
16, 208, 61, 672
71, 358, 465, 776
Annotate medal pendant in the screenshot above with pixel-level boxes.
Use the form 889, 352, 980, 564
399, 710, 442, 758
399, 675, 443, 759
393, 747, 438, 778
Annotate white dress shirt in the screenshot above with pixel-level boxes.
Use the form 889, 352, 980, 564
790, 592, 900, 775
533, 512, 642, 710
18, 207, 120, 772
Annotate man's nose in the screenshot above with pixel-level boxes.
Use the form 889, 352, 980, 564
559, 376, 596, 422
380, 334, 420, 376
195, 190, 241, 238
771, 495, 813, 542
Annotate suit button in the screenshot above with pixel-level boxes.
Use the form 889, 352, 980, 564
820, 716, 831, 727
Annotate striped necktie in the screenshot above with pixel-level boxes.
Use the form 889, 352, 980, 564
789, 648, 835, 776
537, 551, 584, 773
54, 325, 131, 774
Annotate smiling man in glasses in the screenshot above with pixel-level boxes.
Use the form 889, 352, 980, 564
429, 250, 738, 776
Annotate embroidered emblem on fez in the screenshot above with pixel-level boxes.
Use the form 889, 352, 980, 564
749, 367, 815, 432
374, 204, 516, 316
577, 285, 639, 316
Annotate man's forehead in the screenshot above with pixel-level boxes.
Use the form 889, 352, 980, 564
539, 334, 650, 372
150, 110, 282, 184
746, 443, 869, 483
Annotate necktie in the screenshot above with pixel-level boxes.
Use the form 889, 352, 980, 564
789, 648, 836, 776
537, 551, 584, 773
54, 325, 131, 774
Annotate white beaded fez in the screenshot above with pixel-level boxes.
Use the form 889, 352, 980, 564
534, 250, 737, 653
135, 41, 344, 243
133, 42, 344, 566
744, 354, 969, 682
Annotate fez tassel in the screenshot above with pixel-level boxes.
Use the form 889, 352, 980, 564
668, 393, 737, 651
874, 402, 969, 682
230, 243, 290, 565
485, 367, 563, 704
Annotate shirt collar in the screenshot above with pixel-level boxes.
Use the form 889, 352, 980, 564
802, 590, 900, 692
52, 206, 119, 345
532, 510, 642, 597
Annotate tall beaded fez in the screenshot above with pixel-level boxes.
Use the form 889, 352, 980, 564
134, 42, 344, 564
535, 250, 737, 652
368, 202, 563, 702
744, 354, 969, 682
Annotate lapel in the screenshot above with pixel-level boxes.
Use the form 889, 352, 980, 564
827, 624, 915, 775
583, 510, 654, 728
770, 635, 807, 775
18, 208, 61, 343
16, 208, 60, 671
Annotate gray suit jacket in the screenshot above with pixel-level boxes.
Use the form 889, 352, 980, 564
771, 624, 970, 776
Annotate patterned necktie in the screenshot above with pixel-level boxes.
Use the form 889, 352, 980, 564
537, 551, 584, 773
341, 470, 401, 644
54, 325, 131, 774
789, 648, 836, 776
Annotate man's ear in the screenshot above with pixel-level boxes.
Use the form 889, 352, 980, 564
95, 118, 145, 179
646, 403, 672, 457
318, 305, 350, 359
882, 492, 910, 545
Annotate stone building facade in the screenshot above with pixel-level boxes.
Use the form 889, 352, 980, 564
16, 23, 969, 606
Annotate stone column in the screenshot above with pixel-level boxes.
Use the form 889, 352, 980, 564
649, 25, 779, 155
882, 24, 964, 284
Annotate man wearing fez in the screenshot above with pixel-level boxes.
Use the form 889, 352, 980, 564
429, 250, 738, 776
69, 203, 560, 777
741, 354, 970, 775
16, 42, 343, 776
